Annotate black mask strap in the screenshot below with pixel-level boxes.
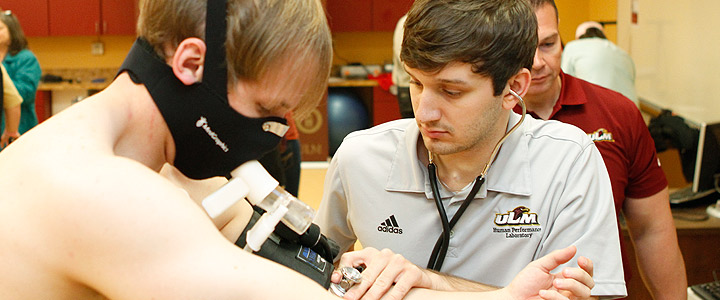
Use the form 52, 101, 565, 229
204, 0, 229, 101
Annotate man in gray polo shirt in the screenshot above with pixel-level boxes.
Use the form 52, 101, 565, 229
315, 0, 626, 299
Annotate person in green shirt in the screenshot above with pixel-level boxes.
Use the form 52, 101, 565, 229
0, 10, 41, 135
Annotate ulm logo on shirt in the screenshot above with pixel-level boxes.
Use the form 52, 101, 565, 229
494, 206, 539, 226
493, 206, 542, 239
377, 215, 403, 234
588, 128, 615, 142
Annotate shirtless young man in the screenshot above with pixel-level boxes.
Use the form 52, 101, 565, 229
0, 0, 593, 299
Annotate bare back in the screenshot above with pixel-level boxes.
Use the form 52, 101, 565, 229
0, 76, 337, 299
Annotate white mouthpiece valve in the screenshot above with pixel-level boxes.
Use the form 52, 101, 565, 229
201, 176, 250, 219
231, 160, 279, 205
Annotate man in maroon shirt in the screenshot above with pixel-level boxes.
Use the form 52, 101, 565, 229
522, 1, 687, 299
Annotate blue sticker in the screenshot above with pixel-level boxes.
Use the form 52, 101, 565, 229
296, 246, 327, 272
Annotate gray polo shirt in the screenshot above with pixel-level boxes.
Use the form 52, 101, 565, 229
315, 112, 626, 298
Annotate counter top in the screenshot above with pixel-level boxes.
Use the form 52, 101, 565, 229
38, 68, 117, 92
618, 194, 720, 231
40, 77, 379, 91
672, 204, 720, 230
38, 82, 110, 91
328, 77, 379, 87
670, 192, 720, 230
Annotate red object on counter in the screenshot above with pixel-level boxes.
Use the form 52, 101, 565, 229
368, 73, 393, 91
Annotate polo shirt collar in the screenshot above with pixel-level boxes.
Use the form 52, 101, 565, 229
521, 72, 587, 119
546, 72, 587, 118
385, 113, 532, 198
485, 111, 532, 197
385, 120, 429, 193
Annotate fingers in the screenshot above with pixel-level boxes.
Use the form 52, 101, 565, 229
533, 245, 577, 272
382, 270, 419, 300
360, 253, 419, 300
538, 289, 571, 300
336, 247, 376, 271
333, 248, 425, 300
578, 256, 594, 277
552, 256, 594, 299
332, 249, 371, 284
331, 270, 343, 283
552, 277, 592, 299
342, 249, 391, 299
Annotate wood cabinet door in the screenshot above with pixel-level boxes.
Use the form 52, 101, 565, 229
325, 0, 372, 32
372, 86, 401, 125
48, 0, 100, 36
371, 0, 414, 31
100, 0, 137, 35
1, 0, 50, 36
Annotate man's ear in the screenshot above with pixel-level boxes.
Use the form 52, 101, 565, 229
170, 38, 206, 85
502, 68, 531, 110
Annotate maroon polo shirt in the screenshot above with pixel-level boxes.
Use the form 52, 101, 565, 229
518, 72, 668, 285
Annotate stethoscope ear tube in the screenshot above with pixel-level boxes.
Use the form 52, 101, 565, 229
426, 162, 451, 271
425, 89, 523, 271
426, 172, 485, 271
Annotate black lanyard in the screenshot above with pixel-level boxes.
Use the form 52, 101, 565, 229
426, 162, 485, 271
424, 89, 524, 271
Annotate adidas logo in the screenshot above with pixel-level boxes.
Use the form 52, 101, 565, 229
377, 215, 403, 234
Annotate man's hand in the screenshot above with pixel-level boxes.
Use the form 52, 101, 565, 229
332, 247, 434, 300
503, 245, 596, 300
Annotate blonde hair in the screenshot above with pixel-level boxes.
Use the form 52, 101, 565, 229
136, 0, 332, 118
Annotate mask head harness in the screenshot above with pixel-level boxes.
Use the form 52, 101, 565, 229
117, 0, 288, 179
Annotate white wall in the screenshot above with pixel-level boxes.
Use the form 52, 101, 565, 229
629, 0, 720, 124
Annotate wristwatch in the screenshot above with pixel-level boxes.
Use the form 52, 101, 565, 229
329, 266, 362, 297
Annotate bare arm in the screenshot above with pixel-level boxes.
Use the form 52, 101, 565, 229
1, 104, 20, 147
2, 66, 22, 147
160, 163, 253, 242
33, 158, 596, 300
335, 246, 595, 300
39, 160, 337, 300
623, 187, 687, 300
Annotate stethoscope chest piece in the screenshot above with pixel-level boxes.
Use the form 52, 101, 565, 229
329, 266, 362, 297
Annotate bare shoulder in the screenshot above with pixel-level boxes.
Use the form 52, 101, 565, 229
160, 163, 229, 203
0, 98, 337, 299
0, 148, 232, 298
6, 155, 336, 298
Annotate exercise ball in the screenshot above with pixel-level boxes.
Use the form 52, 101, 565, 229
327, 89, 370, 156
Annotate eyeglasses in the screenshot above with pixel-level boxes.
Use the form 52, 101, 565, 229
3, 10, 11, 16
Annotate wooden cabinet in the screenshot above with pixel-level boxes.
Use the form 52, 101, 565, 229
371, 0, 414, 31
372, 86, 401, 125
3, 0, 136, 37
325, 0, 372, 32
1, 0, 50, 36
100, 0, 137, 35
49, 0, 137, 36
622, 200, 720, 300
48, 0, 101, 36
326, 0, 413, 32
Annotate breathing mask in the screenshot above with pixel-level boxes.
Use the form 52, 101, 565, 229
116, 0, 288, 180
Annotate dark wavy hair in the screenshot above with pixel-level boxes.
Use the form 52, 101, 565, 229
401, 0, 538, 96
526, 0, 558, 19
0, 11, 29, 56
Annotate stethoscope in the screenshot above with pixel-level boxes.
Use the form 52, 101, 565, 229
426, 89, 526, 271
